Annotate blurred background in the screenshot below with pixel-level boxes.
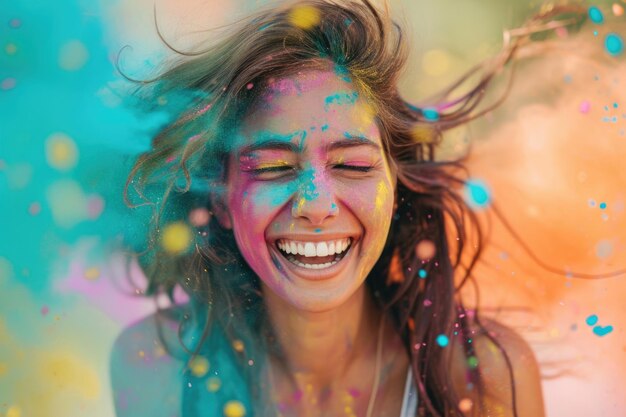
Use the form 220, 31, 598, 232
1, 0, 624, 416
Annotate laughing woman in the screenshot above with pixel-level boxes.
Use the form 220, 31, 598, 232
110, 1, 567, 416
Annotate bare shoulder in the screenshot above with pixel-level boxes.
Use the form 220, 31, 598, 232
453, 317, 545, 417
110, 308, 187, 417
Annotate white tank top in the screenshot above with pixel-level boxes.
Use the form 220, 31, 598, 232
399, 367, 418, 417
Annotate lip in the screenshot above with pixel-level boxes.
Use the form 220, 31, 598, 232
268, 233, 359, 244
268, 237, 358, 281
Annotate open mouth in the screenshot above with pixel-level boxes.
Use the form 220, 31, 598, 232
275, 237, 353, 270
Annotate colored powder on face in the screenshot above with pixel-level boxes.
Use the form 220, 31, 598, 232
588, 6, 604, 24
436, 334, 449, 347
593, 325, 613, 336
586, 314, 599, 326
605, 33, 624, 56
374, 180, 389, 212
324, 91, 358, 110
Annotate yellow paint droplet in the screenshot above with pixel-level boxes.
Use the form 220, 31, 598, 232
232, 339, 244, 352
154, 345, 166, 357
613, 3, 624, 16
84, 266, 100, 280
59, 39, 89, 71
7, 405, 21, 417
138, 350, 145, 358
223, 400, 246, 417
5, 43, 17, 55
45, 133, 78, 170
422, 49, 451, 77
189, 355, 210, 377
287, 5, 321, 30
459, 398, 473, 412
161, 222, 192, 255
0, 362, 7, 376
206, 376, 222, 392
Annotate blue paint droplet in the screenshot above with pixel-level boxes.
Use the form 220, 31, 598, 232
585, 314, 599, 326
422, 108, 439, 121
594, 30, 598, 36
599, 202, 607, 209
613, 102, 619, 108
344, 18, 353, 27
605, 33, 624, 56
418, 269, 427, 279
321, 124, 329, 132
593, 325, 613, 337
588, 6, 604, 24
314, 228, 321, 233
588, 199, 596, 207
436, 334, 449, 347
464, 179, 491, 209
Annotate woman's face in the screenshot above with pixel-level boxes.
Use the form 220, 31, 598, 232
222, 69, 396, 312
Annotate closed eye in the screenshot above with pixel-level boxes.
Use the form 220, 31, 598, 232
333, 164, 373, 172
252, 166, 295, 173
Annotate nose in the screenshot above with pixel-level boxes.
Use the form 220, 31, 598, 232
291, 168, 339, 225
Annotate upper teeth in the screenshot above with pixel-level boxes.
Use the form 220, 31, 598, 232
276, 238, 351, 257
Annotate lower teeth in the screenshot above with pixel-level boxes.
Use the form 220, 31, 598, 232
286, 254, 343, 269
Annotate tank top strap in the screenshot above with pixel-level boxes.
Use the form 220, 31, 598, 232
399, 366, 418, 417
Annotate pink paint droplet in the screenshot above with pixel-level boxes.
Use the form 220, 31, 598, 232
579, 100, 591, 114
292, 389, 303, 402
28, 201, 41, 215
347, 387, 361, 398
555, 27, 568, 39
41, 305, 49, 316
87, 195, 104, 219
1, 78, 16, 90
9, 18, 21, 29
246, 83, 254, 90
423, 299, 432, 307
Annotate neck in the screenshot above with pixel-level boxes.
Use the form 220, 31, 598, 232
262, 283, 382, 390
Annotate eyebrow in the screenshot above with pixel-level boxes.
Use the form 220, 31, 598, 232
238, 135, 381, 156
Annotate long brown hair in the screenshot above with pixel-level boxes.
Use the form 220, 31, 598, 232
123, 1, 587, 415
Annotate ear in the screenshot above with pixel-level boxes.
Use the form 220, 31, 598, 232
210, 192, 232, 230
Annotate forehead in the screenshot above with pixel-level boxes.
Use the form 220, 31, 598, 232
236, 69, 380, 149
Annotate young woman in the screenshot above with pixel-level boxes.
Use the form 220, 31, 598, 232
110, 1, 575, 415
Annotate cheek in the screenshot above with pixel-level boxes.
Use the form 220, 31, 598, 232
338, 178, 395, 224
229, 180, 298, 237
